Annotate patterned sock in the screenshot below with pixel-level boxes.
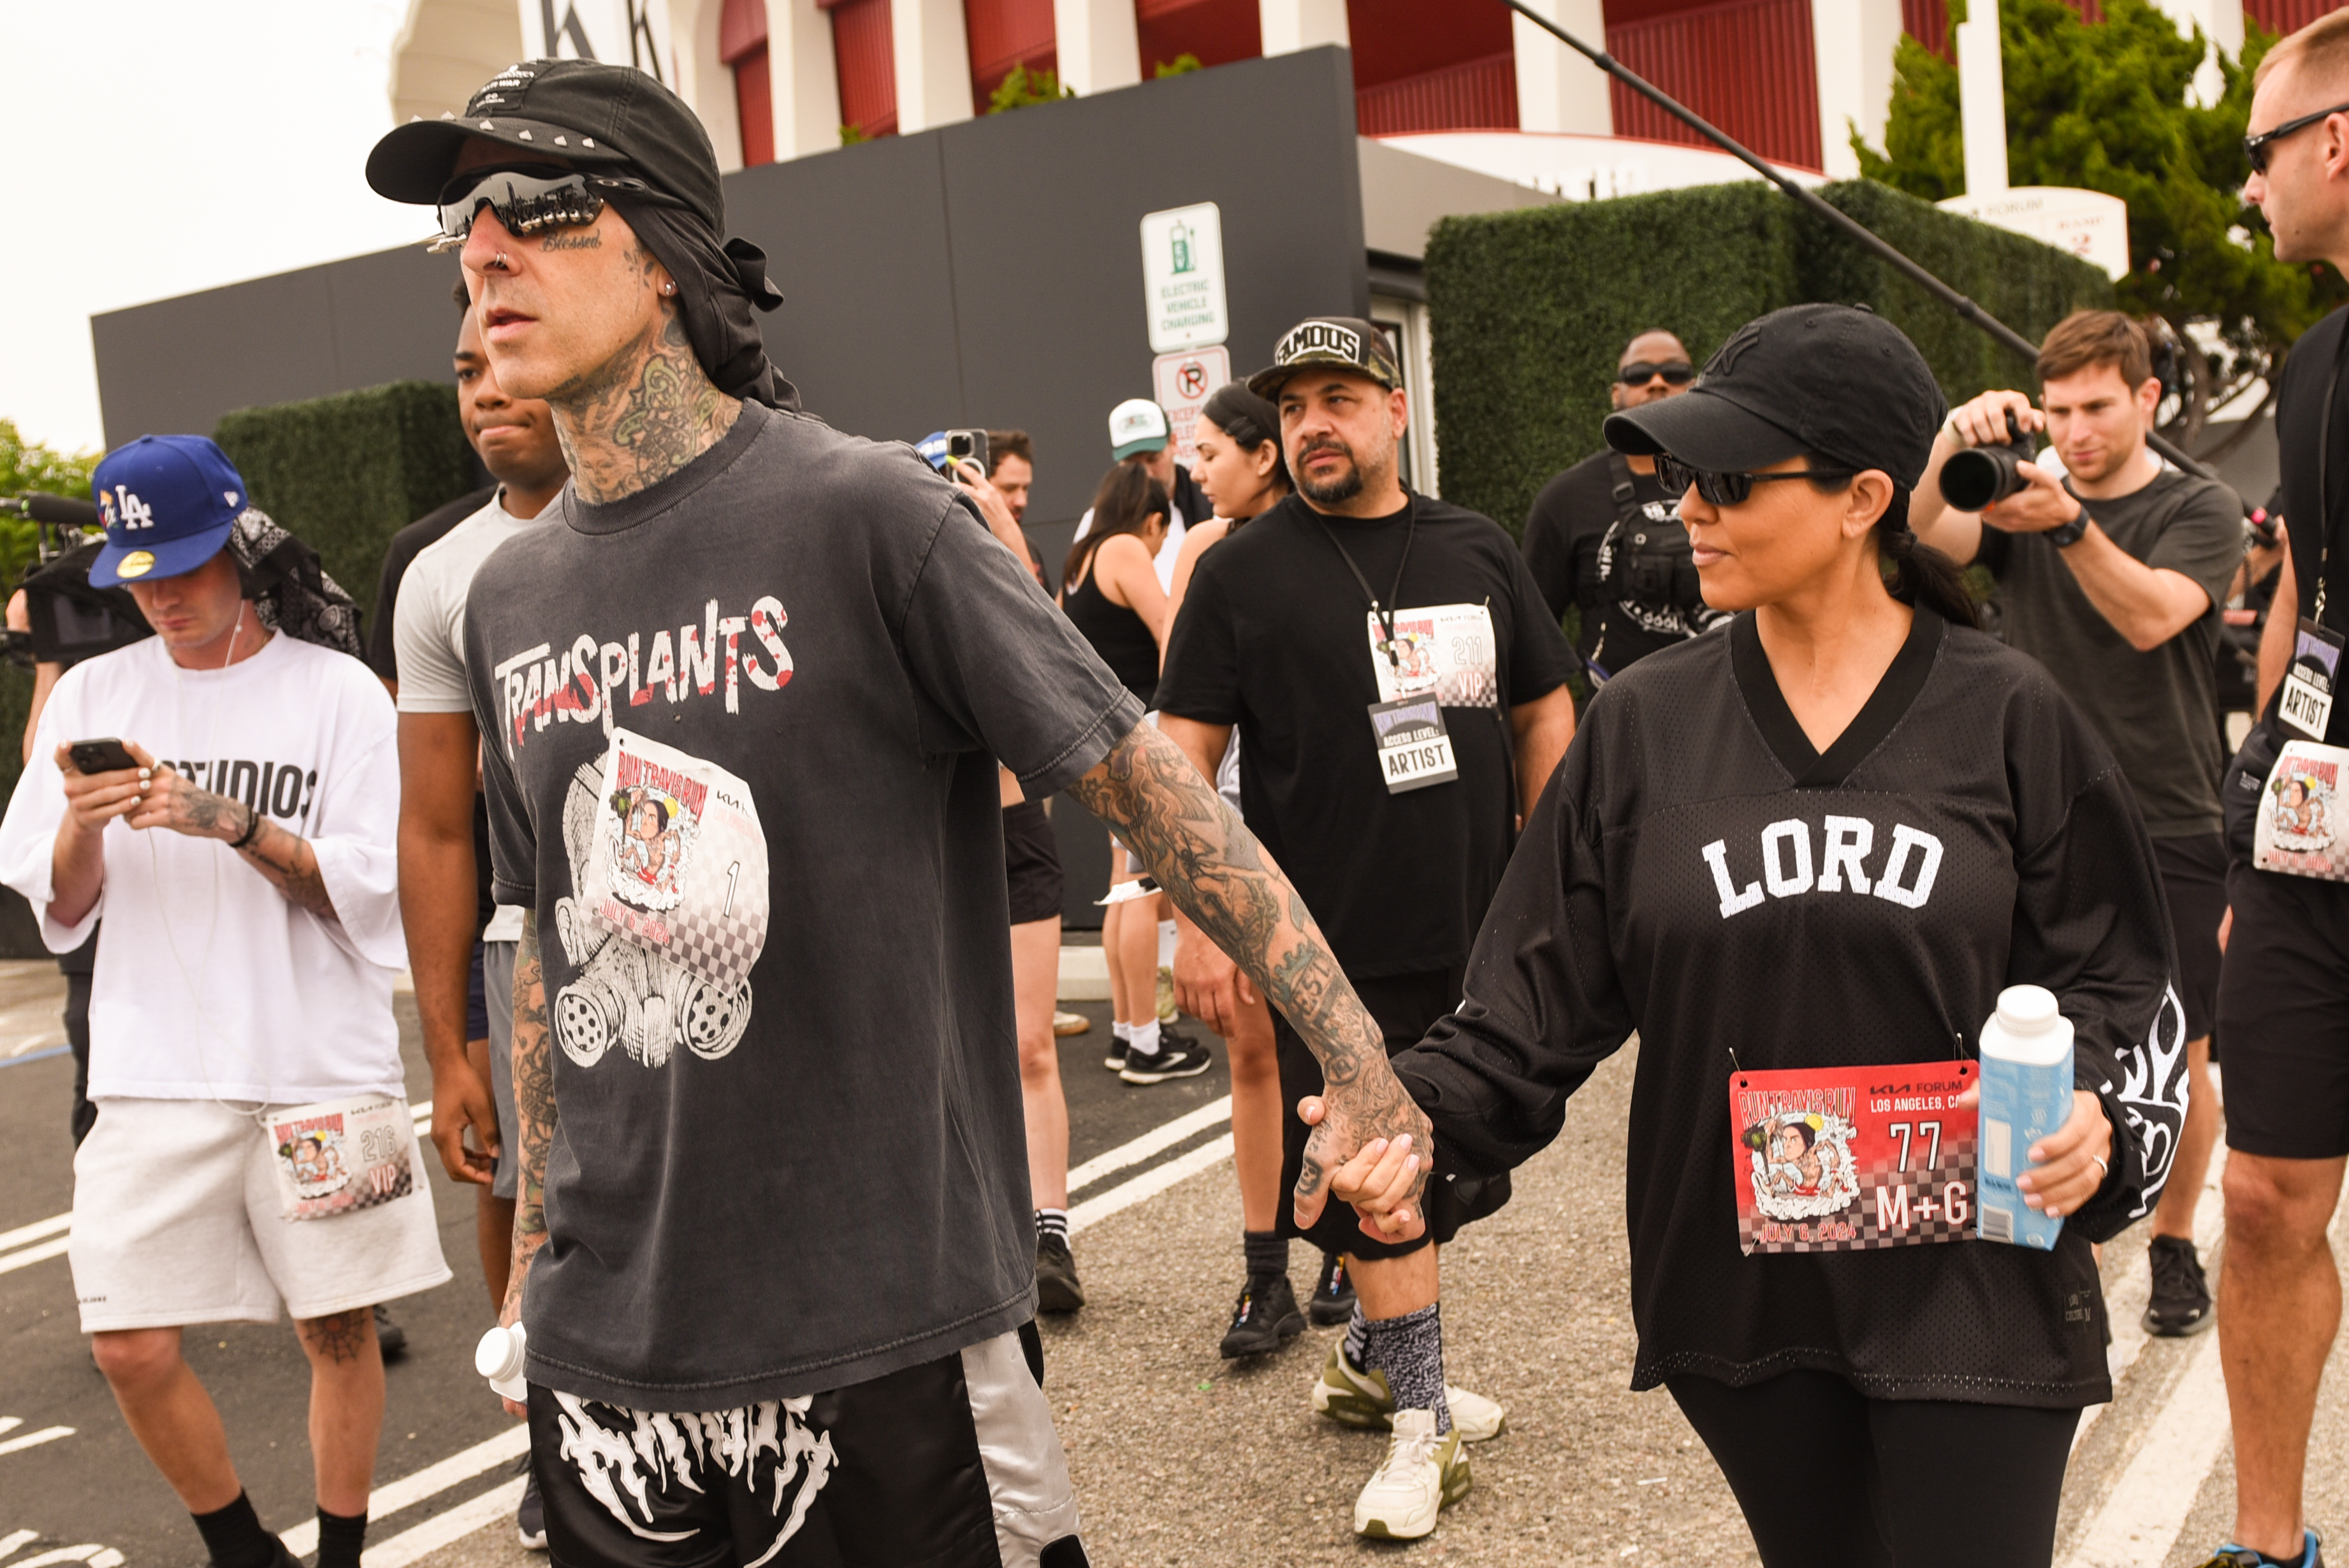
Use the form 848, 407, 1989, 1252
1361, 1302, 1452, 1437
314, 1508, 367, 1568
191, 1493, 277, 1568
1342, 1300, 1369, 1370
1035, 1208, 1068, 1244
1126, 1020, 1161, 1059
1242, 1229, 1288, 1283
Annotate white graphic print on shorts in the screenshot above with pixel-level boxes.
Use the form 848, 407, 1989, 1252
553, 1390, 837, 1563
553, 757, 757, 1069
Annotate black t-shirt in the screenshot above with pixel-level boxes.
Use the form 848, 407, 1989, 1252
2272, 303, 2349, 745
1977, 469, 2244, 837
1522, 449, 1728, 679
1391, 610, 2185, 1407
1156, 492, 1575, 977
368, 485, 497, 683
466, 404, 1144, 1409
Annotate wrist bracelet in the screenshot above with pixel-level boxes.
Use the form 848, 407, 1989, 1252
228, 803, 264, 851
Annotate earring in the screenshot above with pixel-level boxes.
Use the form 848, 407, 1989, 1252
488, 252, 511, 272
662, 281, 678, 296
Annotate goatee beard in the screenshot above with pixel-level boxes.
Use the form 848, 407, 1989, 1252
1300, 466, 1365, 505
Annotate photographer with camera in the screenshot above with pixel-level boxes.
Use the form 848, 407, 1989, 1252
1522, 330, 1730, 690
1910, 309, 2244, 1341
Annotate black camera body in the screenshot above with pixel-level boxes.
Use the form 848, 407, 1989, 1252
1938, 411, 2037, 512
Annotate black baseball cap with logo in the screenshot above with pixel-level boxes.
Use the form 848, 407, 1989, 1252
1247, 317, 1405, 400
1603, 303, 1947, 490
367, 59, 725, 233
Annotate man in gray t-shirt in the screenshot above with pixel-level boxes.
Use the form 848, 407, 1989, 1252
1914, 309, 2244, 1344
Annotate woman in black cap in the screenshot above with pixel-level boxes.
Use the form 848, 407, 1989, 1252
1319, 304, 2186, 1565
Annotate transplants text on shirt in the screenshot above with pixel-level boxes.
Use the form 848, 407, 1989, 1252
489, 593, 794, 758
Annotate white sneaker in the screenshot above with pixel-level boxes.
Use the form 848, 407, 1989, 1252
1309, 1343, 1509, 1442
1352, 1408, 1470, 1539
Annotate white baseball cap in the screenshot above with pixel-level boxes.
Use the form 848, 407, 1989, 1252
1108, 398, 1171, 460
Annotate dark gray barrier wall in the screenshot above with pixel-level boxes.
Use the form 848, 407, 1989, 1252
93, 47, 1368, 529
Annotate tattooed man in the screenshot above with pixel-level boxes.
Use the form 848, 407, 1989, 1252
365, 60, 1426, 1568
0, 436, 439, 1568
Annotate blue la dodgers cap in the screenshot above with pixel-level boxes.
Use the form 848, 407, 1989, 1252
89, 436, 248, 588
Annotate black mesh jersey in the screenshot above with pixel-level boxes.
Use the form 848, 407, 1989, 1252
1393, 607, 2190, 1408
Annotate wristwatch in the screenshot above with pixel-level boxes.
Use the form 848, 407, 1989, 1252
2046, 507, 2090, 549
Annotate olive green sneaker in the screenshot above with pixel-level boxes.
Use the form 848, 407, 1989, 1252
1353, 1408, 1470, 1540
1309, 1343, 1506, 1442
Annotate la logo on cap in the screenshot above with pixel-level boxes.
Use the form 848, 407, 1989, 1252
105, 486, 157, 532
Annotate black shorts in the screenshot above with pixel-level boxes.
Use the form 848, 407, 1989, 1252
465, 938, 491, 1042
530, 1326, 1088, 1567
2217, 862, 2349, 1159
1274, 964, 1511, 1259
2152, 832, 2227, 1042
1004, 801, 1064, 927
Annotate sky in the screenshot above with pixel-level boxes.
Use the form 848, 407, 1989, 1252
4, 0, 429, 454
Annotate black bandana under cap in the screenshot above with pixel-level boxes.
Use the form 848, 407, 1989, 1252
607, 194, 799, 412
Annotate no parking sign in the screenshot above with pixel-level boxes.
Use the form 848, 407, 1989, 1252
1151, 345, 1232, 469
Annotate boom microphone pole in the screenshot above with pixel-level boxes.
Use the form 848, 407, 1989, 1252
1494, 0, 2220, 481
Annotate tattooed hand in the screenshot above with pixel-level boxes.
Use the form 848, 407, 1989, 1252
1067, 721, 1434, 1233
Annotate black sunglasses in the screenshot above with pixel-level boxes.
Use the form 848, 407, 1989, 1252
2245, 101, 2349, 173
1619, 361, 1696, 388
428, 165, 687, 252
1655, 454, 1856, 507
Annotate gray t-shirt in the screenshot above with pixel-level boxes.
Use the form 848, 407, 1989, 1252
1980, 467, 2244, 837
465, 402, 1144, 1410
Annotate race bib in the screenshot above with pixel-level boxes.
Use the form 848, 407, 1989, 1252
2280, 619, 2345, 741
2253, 737, 2349, 882
1730, 1062, 1975, 1254
271, 1095, 416, 1221
1368, 604, 1499, 708
1368, 697, 1458, 794
585, 730, 772, 994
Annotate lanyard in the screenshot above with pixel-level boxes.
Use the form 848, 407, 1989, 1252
2313, 319, 2349, 627
1314, 497, 1417, 669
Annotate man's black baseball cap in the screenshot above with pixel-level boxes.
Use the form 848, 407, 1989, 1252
1604, 304, 1947, 490
1247, 317, 1405, 400
367, 59, 724, 233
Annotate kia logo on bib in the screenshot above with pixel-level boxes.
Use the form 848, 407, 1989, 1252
1701, 815, 1945, 918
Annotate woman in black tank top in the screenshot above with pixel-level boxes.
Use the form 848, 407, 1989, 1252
1060, 464, 1170, 707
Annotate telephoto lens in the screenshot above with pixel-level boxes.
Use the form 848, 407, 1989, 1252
1938, 411, 2037, 512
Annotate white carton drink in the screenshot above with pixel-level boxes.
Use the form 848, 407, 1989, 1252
1977, 984, 2074, 1250
475, 1321, 528, 1401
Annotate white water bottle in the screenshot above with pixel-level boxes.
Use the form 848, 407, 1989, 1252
476, 1321, 528, 1401
1977, 985, 2076, 1251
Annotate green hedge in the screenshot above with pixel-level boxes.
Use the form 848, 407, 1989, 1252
1425, 178, 2117, 539
213, 381, 481, 621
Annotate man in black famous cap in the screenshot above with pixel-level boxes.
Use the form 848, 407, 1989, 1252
1156, 316, 1577, 1540
368, 66, 1441, 1565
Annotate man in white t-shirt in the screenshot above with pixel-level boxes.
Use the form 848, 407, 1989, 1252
395, 298, 569, 1548
0, 436, 442, 1568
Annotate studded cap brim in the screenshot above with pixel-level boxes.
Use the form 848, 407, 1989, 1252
367, 114, 631, 205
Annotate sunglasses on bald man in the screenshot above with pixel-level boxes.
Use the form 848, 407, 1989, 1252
1618, 361, 1696, 389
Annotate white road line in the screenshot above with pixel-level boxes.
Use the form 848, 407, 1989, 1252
10, 1550, 124, 1568
1066, 1098, 1232, 1193
361, 1476, 527, 1567
0, 1532, 36, 1560
6, 1033, 59, 1059
0, 1215, 69, 1252
1070, 1133, 1234, 1235
280, 1426, 531, 1556
0, 1239, 69, 1277
2074, 1148, 2229, 1455
2063, 1327, 2231, 1568
0, 1426, 73, 1457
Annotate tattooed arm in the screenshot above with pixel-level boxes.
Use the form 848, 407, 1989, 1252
69, 741, 342, 920
498, 919, 554, 1406
1067, 720, 1434, 1235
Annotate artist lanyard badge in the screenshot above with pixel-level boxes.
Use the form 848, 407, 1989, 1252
2283, 333, 2349, 742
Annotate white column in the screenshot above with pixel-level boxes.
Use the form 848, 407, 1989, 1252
1258, 0, 1349, 55
1956, 0, 2006, 196
1054, 0, 1142, 96
1810, 0, 1900, 179
2148, 0, 2243, 107
1512, 0, 1611, 136
769, 0, 841, 157
892, 0, 973, 131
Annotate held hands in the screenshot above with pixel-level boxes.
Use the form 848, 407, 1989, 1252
1172, 922, 1256, 1036
1952, 1082, 2116, 1219
1296, 1092, 1437, 1245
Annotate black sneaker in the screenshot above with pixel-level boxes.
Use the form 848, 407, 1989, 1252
1307, 1252, 1356, 1327
1119, 1035, 1212, 1085
1220, 1273, 1307, 1358
2144, 1234, 2214, 1337
374, 1303, 407, 1358
516, 1453, 548, 1550
1036, 1231, 1086, 1313
1104, 1035, 1128, 1072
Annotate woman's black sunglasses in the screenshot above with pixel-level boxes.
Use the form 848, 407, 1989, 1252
1655, 454, 1855, 507
2245, 102, 2349, 174
428, 165, 688, 252
1619, 361, 1696, 388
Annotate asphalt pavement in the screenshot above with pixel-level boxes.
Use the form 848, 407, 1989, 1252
5, 958, 2349, 1566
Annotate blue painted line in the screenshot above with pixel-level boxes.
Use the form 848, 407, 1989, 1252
0, 1046, 68, 1070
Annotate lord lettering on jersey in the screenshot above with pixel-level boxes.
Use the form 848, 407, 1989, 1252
488, 594, 794, 759
1701, 814, 1944, 918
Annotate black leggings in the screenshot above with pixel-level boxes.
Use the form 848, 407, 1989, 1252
1667, 1370, 2079, 1567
